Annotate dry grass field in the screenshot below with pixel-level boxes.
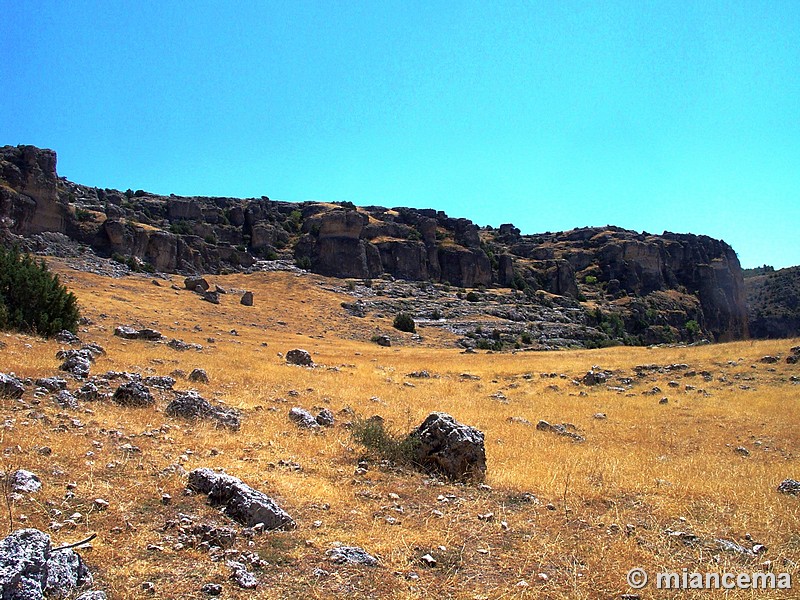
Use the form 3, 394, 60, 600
2, 262, 799, 599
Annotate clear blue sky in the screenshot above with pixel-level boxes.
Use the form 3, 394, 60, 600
2, 1, 798, 268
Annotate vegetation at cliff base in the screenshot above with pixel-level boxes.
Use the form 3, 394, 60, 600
0, 246, 80, 336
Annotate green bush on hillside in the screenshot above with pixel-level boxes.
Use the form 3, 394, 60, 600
393, 312, 416, 333
0, 246, 80, 337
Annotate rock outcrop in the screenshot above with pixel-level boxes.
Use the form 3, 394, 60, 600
187, 468, 296, 530
408, 412, 487, 481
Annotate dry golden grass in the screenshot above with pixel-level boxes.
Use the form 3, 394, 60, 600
1, 262, 798, 599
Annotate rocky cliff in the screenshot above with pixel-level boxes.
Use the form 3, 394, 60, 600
0, 144, 750, 345
745, 266, 800, 338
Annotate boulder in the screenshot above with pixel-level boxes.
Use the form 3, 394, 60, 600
315, 408, 335, 427
55, 330, 80, 345
240, 291, 254, 306
777, 479, 800, 495
286, 349, 313, 366
166, 391, 241, 430
58, 350, 93, 378
0, 372, 25, 398
187, 468, 296, 530
188, 368, 209, 383
202, 290, 220, 304
581, 370, 607, 386
288, 407, 319, 429
35, 377, 67, 392
0, 528, 95, 600
185, 277, 210, 292
408, 412, 486, 481
111, 382, 154, 407
374, 335, 391, 347
54, 390, 78, 409
143, 376, 176, 390
11, 469, 42, 494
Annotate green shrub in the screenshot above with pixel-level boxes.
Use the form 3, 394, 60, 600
393, 312, 416, 333
465, 291, 480, 302
0, 246, 80, 337
350, 415, 419, 465
584, 275, 598, 285
295, 255, 312, 270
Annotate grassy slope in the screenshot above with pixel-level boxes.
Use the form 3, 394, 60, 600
1, 263, 798, 599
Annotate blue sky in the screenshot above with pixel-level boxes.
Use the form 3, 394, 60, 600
2, 1, 798, 268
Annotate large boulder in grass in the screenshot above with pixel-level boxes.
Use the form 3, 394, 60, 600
187, 468, 295, 530
408, 412, 486, 481
286, 349, 313, 366
0, 528, 96, 599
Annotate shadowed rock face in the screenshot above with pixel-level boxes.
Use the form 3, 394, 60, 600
0, 145, 751, 343
0, 145, 66, 234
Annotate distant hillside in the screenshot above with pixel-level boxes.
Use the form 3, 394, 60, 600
1, 144, 749, 347
745, 265, 800, 338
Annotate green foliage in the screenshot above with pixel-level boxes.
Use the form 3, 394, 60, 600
74, 208, 93, 222
584, 275, 598, 285
393, 312, 416, 333
350, 416, 419, 465
0, 246, 80, 337
520, 331, 533, 344
295, 255, 312, 270
465, 291, 480, 302
685, 319, 701, 338
169, 220, 192, 235
203, 233, 218, 245
407, 229, 422, 241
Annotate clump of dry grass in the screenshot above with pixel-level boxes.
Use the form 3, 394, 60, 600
0, 262, 797, 598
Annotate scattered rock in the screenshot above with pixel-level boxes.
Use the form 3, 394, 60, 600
286, 349, 313, 366
35, 377, 67, 392
75, 382, 102, 402
373, 335, 391, 347
58, 350, 93, 378
113, 326, 163, 340
326, 546, 378, 566
581, 370, 608, 386
0, 372, 25, 398
111, 382, 154, 408
167, 339, 203, 351
188, 368, 209, 383
759, 355, 779, 364
143, 376, 176, 390
408, 412, 487, 481
76, 592, 107, 600
201, 582, 223, 596
593, 413, 607, 420
0, 528, 95, 599
536, 420, 585, 442
11, 469, 42, 494
288, 407, 319, 429
54, 390, 79, 409
166, 391, 242, 430
228, 561, 257, 589
185, 277, 210, 292
55, 330, 81, 345
734, 446, 750, 457
240, 291, 254, 306
315, 408, 335, 427
420, 553, 437, 567
202, 291, 220, 305
407, 370, 431, 378
777, 479, 800, 495
188, 468, 296, 530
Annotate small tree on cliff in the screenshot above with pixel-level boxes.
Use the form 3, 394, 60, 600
0, 246, 80, 337
393, 312, 416, 333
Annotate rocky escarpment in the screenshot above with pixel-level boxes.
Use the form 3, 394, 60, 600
0, 144, 750, 345
745, 266, 800, 339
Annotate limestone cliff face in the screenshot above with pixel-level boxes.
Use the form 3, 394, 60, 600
0, 145, 752, 344
0, 145, 67, 234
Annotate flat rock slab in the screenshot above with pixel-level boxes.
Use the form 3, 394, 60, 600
188, 468, 296, 530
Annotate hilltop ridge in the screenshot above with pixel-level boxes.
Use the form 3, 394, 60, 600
1, 144, 748, 346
